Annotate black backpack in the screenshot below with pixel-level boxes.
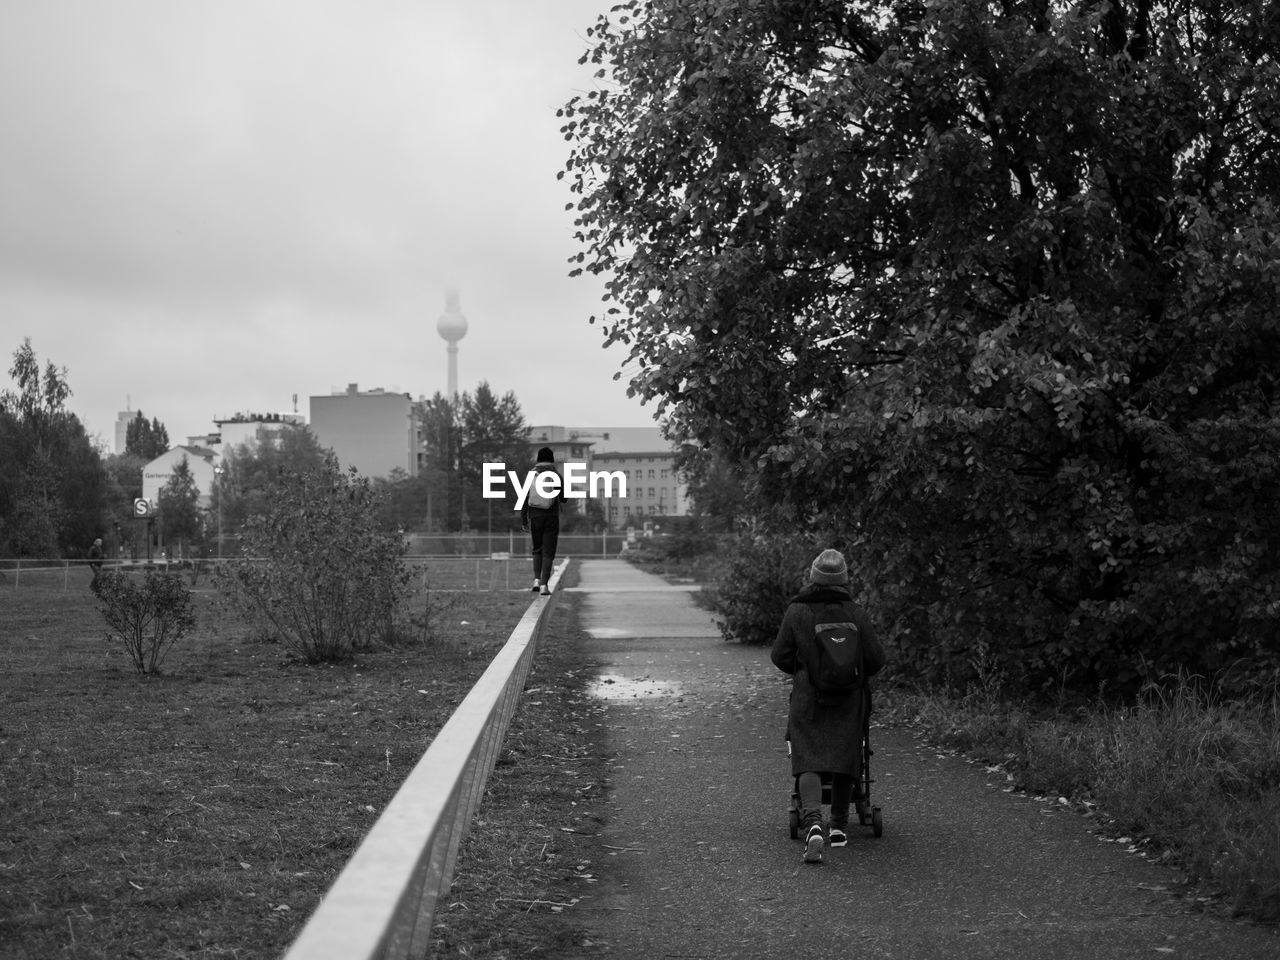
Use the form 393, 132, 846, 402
808, 611, 863, 699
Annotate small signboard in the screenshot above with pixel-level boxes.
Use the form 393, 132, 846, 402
133, 498, 155, 518
490, 551, 510, 560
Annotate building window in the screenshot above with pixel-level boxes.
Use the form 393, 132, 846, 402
648, 487, 655, 498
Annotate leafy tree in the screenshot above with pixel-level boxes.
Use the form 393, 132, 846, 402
215, 454, 412, 663
373, 467, 432, 532
460, 382, 532, 529
124, 412, 170, 460
1, 339, 71, 441
99, 453, 147, 558
0, 340, 109, 557
102, 453, 146, 501
212, 424, 329, 538
158, 456, 204, 558
416, 392, 463, 531
564, 0, 1280, 692
676, 445, 753, 534
416, 383, 531, 532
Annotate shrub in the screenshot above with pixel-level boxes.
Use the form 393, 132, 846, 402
706, 532, 825, 646
93, 570, 196, 675
621, 520, 726, 583
215, 455, 412, 663
888, 673, 1280, 920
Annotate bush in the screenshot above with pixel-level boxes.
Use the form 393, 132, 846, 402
621, 520, 726, 583
215, 455, 412, 663
706, 532, 826, 646
93, 570, 196, 675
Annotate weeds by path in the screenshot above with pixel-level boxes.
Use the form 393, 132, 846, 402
0, 585, 530, 959
882, 677, 1280, 923
432, 582, 614, 958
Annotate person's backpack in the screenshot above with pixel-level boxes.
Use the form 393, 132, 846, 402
808, 615, 863, 698
526, 468, 560, 509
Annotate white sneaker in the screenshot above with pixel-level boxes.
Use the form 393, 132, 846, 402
531, 580, 541, 593
803, 825, 824, 864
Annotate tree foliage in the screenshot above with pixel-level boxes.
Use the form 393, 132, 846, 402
124, 412, 171, 460
158, 456, 204, 557
412, 383, 531, 532
564, 0, 1280, 691
0, 339, 109, 557
676, 445, 755, 533
414, 392, 461, 532
212, 424, 329, 538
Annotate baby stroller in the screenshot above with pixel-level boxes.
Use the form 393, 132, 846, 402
787, 692, 883, 839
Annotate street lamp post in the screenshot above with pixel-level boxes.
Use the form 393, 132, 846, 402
214, 464, 224, 560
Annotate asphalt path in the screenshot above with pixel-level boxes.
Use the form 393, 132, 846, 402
563, 559, 1279, 960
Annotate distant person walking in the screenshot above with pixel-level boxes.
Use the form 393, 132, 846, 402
771, 548, 885, 864
521, 447, 565, 596
87, 538, 104, 588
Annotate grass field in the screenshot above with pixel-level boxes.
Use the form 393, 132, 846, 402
0, 572, 542, 959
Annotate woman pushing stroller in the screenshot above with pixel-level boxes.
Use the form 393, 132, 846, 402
771, 548, 886, 864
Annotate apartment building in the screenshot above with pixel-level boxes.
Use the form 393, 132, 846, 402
310, 384, 419, 479
525, 425, 690, 528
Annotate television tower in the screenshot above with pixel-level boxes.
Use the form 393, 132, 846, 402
436, 288, 468, 398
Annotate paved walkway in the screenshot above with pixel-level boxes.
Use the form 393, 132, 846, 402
566, 560, 1279, 960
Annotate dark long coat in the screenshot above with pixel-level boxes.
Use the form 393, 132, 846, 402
770, 584, 885, 778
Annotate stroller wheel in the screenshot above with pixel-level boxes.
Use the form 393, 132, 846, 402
871, 807, 883, 838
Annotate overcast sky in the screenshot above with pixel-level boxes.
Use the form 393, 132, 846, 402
0, 0, 654, 450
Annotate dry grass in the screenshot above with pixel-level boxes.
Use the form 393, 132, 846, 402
0, 577, 534, 959
883, 675, 1280, 922
430, 577, 614, 958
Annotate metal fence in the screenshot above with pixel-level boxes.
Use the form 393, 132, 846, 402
402, 531, 631, 558
279, 558, 568, 960
0, 532, 633, 581
0, 558, 129, 590
0, 557, 557, 594
0, 534, 637, 592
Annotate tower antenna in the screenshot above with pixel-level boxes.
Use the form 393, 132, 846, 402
436, 289, 468, 398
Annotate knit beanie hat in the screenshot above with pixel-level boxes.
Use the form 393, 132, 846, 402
810, 548, 849, 585
536, 446, 554, 463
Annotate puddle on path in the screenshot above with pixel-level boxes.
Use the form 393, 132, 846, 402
584, 627, 632, 639
586, 673, 683, 701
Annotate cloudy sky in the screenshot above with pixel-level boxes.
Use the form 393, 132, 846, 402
0, 0, 654, 450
